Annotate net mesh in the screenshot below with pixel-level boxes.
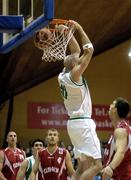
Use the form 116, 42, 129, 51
34, 19, 75, 62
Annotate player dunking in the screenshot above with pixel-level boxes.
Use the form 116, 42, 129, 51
58, 20, 102, 180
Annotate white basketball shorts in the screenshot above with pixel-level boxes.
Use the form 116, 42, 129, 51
67, 118, 101, 159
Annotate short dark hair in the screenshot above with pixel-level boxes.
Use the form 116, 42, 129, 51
115, 97, 130, 118
31, 139, 45, 147
46, 129, 60, 139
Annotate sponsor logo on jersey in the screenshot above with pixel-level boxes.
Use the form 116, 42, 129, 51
13, 162, 22, 168
43, 167, 59, 174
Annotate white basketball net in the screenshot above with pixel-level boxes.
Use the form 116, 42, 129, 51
34, 19, 75, 62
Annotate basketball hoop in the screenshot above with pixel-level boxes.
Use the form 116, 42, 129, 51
34, 19, 75, 62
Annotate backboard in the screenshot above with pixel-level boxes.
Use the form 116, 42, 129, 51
0, 0, 54, 53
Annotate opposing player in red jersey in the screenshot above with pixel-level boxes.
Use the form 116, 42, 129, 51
0, 131, 26, 180
102, 97, 131, 180
30, 128, 75, 180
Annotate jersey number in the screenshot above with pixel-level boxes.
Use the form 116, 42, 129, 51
60, 84, 67, 99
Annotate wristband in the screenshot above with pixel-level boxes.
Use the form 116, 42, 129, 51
83, 43, 93, 50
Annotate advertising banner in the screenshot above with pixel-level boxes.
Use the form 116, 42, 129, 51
27, 102, 117, 131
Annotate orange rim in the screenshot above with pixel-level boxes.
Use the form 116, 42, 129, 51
50, 19, 74, 25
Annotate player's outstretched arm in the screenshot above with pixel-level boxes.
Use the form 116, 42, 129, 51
71, 21, 94, 78
16, 159, 28, 180
58, 23, 81, 58
68, 35, 81, 58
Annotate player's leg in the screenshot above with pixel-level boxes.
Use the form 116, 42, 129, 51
72, 156, 93, 180
80, 155, 102, 180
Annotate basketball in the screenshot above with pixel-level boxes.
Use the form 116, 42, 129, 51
34, 28, 52, 49
38, 28, 52, 42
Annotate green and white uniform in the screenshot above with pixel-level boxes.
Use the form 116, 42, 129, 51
25, 155, 35, 180
58, 72, 101, 159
